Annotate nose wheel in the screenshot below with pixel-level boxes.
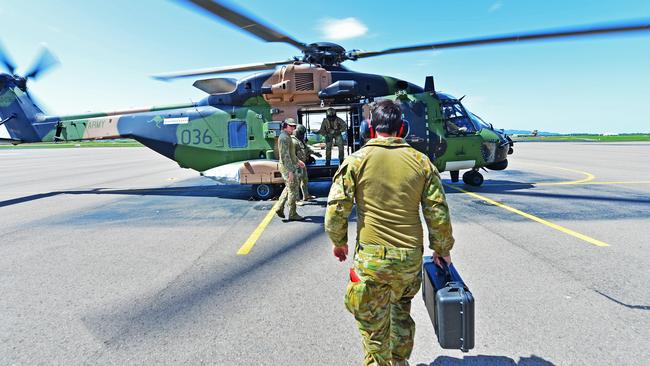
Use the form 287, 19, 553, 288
462, 170, 484, 187
252, 183, 282, 200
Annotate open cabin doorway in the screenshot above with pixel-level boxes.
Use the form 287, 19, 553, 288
297, 103, 366, 157
296, 103, 366, 180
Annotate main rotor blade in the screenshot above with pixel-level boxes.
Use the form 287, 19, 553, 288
181, 0, 307, 50
24, 47, 59, 80
351, 19, 650, 59
0, 40, 17, 74
152, 60, 293, 81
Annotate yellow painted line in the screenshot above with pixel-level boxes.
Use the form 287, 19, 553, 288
532, 166, 595, 185
446, 185, 610, 247
484, 164, 595, 187
237, 206, 277, 255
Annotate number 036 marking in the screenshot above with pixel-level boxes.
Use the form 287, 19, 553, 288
180, 129, 213, 145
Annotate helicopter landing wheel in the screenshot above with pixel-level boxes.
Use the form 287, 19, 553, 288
252, 184, 276, 200
462, 170, 484, 187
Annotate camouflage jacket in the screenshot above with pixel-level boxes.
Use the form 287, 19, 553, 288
291, 135, 315, 162
318, 117, 346, 137
278, 131, 299, 174
324, 137, 455, 256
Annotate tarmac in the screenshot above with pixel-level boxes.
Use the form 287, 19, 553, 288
1, 141, 649, 365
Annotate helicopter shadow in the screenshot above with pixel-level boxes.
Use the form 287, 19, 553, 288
442, 179, 536, 194
418, 354, 555, 366
0, 184, 255, 208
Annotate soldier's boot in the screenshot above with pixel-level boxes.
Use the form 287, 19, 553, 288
287, 204, 305, 221
274, 199, 286, 218
302, 186, 315, 202
288, 214, 306, 221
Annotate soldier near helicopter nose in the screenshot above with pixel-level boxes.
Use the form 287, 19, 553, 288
318, 108, 347, 165
274, 118, 306, 221
293, 123, 321, 202
325, 100, 455, 366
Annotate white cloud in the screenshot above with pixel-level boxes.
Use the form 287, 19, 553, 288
320, 17, 368, 40
488, 1, 503, 13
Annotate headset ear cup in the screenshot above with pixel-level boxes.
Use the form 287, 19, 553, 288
398, 122, 405, 137
369, 122, 375, 138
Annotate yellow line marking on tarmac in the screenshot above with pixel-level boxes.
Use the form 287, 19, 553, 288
482, 164, 595, 186
445, 185, 610, 247
533, 166, 595, 185
237, 206, 277, 255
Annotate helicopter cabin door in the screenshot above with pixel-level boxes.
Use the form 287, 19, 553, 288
393, 99, 428, 153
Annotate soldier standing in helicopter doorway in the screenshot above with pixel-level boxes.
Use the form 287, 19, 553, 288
318, 108, 347, 165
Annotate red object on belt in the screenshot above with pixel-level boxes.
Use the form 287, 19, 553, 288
349, 268, 361, 282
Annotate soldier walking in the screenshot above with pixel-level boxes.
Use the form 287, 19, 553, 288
293, 123, 321, 202
325, 101, 455, 366
318, 108, 347, 165
274, 118, 306, 221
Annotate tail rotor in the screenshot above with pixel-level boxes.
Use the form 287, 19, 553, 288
0, 40, 17, 75
0, 40, 59, 87
0, 41, 59, 143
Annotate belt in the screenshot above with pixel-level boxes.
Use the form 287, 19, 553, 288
357, 243, 421, 261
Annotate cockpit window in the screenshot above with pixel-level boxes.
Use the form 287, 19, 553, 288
442, 102, 477, 135
470, 112, 491, 130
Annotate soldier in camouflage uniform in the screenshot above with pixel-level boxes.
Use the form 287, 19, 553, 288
318, 108, 347, 165
325, 101, 455, 366
293, 123, 321, 202
274, 118, 306, 221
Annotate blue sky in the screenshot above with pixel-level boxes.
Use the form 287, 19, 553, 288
2, 0, 649, 133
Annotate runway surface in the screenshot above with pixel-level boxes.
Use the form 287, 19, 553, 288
1, 142, 649, 365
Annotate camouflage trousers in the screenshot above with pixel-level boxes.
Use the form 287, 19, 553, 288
345, 243, 423, 366
276, 168, 300, 218
299, 166, 311, 199
325, 135, 345, 164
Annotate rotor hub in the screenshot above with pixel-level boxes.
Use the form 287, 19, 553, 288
301, 42, 348, 66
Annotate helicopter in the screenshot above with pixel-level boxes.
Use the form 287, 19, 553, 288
1, 1, 649, 199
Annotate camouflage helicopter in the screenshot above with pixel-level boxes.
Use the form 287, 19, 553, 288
1, 1, 649, 199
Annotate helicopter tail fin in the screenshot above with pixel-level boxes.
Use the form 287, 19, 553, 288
0, 75, 47, 144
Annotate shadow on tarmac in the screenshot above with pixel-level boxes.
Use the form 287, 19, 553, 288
482, 190, 650, 207
418, 354, 555, 365
0, 181, 339, 208
594, 290, 650, 311
443, 179, 536, 195
0, 184, 253, 208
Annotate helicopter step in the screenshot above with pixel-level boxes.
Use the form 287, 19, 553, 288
237, 159, 342, 200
